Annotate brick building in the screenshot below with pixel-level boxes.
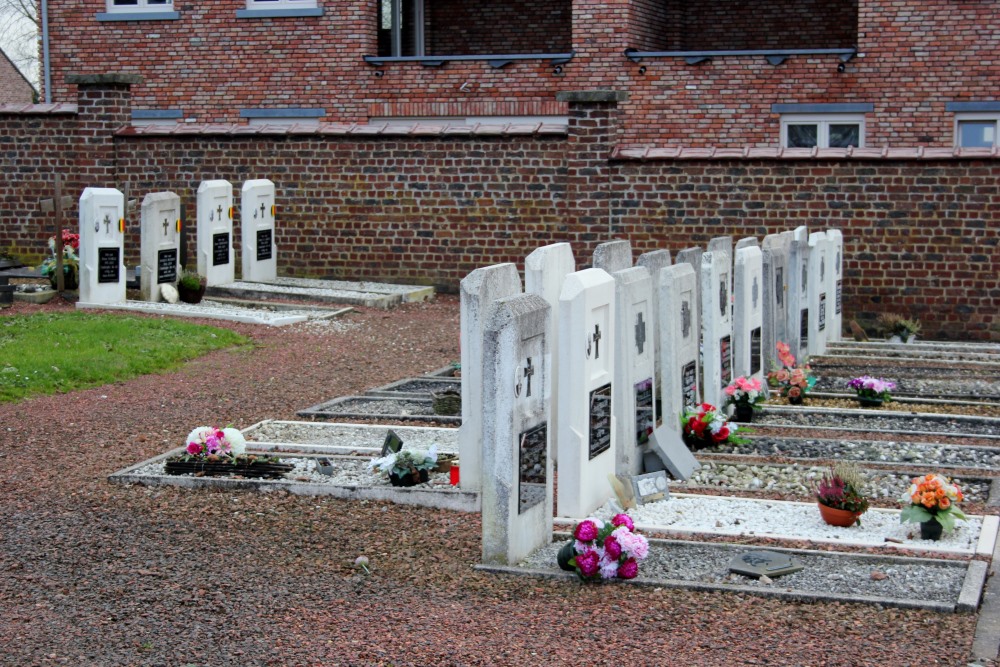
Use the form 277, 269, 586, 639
39, 0, 1000, 148
0, 48, 35, 105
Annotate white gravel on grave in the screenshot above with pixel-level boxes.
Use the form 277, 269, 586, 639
76, 298, 341, 326
244, 421, 459, 452
580, 494, 984, 553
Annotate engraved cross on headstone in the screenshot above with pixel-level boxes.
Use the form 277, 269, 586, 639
163, 218, 170, 236
752, 276, 759, 310
776, 268, 784, 307
592, 323, 602, 359
216, 204, 223, 222
802, 264, 808, 292
635, 311, 647, 354
260, 202, 267, 219
719, 279, 728, 317
681, 300, 691, 338
820, 257, 825, 281
523, 357, 534, 398
103, 214, 111, 235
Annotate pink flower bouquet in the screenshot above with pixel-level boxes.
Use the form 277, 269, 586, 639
558, 514, 649, 581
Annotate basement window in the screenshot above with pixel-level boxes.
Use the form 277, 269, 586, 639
238, 0, 322, 18
98, 0, 178, 20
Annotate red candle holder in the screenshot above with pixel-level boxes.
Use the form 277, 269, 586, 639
449, 462, 460, 486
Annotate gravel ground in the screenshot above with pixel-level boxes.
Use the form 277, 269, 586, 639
0, 295, 985, 667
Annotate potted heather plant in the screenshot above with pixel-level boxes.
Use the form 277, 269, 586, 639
723, 375, 765, 423
900, 473, 967, 541
878, 313, 921, 344
847, 375, 896, 407
557, 514, 650, 581
177, 269, 207, 304
815, 462, 870, 527
766, 342, 816, 405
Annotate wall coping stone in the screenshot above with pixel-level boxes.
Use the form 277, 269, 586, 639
116, 121, 569, 137
611, 145, 1000, 161
0, 103, 77, 115
66, 73, 144, 86
556, 91, 628, 103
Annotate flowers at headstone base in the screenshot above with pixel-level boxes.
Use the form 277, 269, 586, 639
899, 473, 967, 535
368, 445, 438, 485
558, 514, 649, 581
766, 342, 816, 403
38, 230, 81, 288
182, 425, 248, 460
680, 403, 745, 450
877, 313, 921, 343
847, 375, 896, 403
815, 462, 870, 527
354, 556, 371, 575
724, 376, 765, 414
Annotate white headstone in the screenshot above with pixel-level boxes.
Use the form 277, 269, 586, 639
78, 188, 126, 306
788, 226, 810, 357
637, 249, 671, 429
707, 236, 733, 263
241, 179, 277, 283
700, 250, 733, 409
525, 243, 576, 464
733, 246, 764, 383
827, 228, 844, 341
611, 266, 654, 476
139, 192, 181, 303
196, 180, 235, 287
674, 247, 705, 314
592, 239, 632, 274
459, 263, 522, 493
807, 231, 830, 356
762, 232, 792, 374
481, 293, 552, 565
657, 263, 700, 430
557, 268, 616, 518
735, 236, 759, 251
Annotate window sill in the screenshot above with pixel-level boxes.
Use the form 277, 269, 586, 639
236, 8, 323, 18
624, 47, 856, 66
96, 11, 180, 22
363, 52, 574, 69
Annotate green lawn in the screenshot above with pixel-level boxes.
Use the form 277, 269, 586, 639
0, 312, 247, 402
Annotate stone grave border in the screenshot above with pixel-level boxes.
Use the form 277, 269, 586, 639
476, 535, 986, 614
365, 377, 462, 400
76, 300, 312, 326
296, 395, 461, 424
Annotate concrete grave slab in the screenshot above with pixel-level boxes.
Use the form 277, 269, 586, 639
728, 550, 805, 578
647, 424, 699, 480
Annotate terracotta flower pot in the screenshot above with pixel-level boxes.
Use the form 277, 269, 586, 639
818, 503, 861, 527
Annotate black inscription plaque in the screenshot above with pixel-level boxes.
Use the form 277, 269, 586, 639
720, 335, 732, 388
655, 378, 663, 428
750, 327, 762, 376
836, 279, 842, 314
818, 293, 827, 331
97, 247, 120, 284
256, 229, 273, 262
682, 361, 697, 408
157, 248, 178, 284
775, 267, 784, 307
635, 378, 654, 446
588, 383, 612, 460
800, 309, 809, 349
518, 422, 548, 514
212, 232, 230, 266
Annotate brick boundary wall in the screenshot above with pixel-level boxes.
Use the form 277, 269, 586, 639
1, 79, 997, 340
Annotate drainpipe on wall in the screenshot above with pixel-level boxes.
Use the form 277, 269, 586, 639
41, 0, 51, 103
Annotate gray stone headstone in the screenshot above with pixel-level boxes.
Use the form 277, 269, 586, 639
592, 239, 632, 274
807, 231, 830, 356
611, 266, 654, 476
733, 245, 764, 382
700, 250, 733, 408
460, 263, 522, 493
707, 236, 732, 265
481, 293, 552, 566
761, 232, 791, 377
735, 236, 759, 251
787, 227, 810, 356
646, 424, 699, 480
637, 249, 671, 425
657, 263, 700, 429
728, 550, 804, 578
827, 228, 844, 342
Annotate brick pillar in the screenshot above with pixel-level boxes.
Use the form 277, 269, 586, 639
555, 90, 627, 254
66, 73, 142, 185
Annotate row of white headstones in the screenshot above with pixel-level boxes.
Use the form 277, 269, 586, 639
465, 231, 845, 565
71, 180, 277, 306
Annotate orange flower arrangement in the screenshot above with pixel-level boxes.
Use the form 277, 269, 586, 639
899, 473, 967, 534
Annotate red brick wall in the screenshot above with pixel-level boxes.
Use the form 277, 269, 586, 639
611, 158, 1000, 339
2, 85, 998, 340
427, 0, 571, 55
43, 0, 1000, 146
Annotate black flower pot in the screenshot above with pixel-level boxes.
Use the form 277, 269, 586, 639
178, 282, 206, 304
920, 519, 943, 541
557, 541, 577, 572
787, 394, 803, 405
857, 396, 884, 408
388, 468, 429, 487
50, 271, 78, 291
733, 404, 754, 423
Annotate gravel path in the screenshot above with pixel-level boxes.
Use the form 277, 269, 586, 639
0, 295, 985, 667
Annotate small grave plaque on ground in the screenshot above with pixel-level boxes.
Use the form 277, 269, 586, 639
729, 550, 804, 578
631, 471, 669, 505
381, 429, 403, 456
647, 424, 699, 480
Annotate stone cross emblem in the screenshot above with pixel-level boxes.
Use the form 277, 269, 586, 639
163, 218, 170, 236
261, 203, 267, 219
752, 276, 759, 310
635, 311, 646, 354
802, 265, 808, 292
719, 279, 728, 318
820, 257, 825, 281
217, 204, 224, 222
776, 268, 784, 307
103, 214, 112, 235
681, 301, 691, 338
523, 357, 535, 398
587, 323, 603, 359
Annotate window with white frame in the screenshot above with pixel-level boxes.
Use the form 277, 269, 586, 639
107, 0, 173, 11
955, 114, 999, 148
780, 114, 865, 149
